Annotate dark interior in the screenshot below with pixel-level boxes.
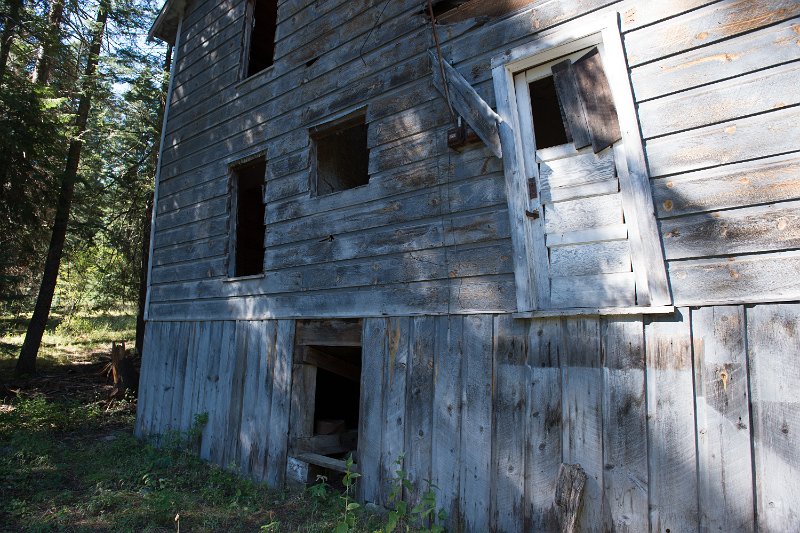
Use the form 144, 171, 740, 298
529, 75, 570, 149
428, 0, 469, 17
234, 158, 266, 277
313, 117, 369, 196
247, 0, 278, 76
312, 345, 362, 433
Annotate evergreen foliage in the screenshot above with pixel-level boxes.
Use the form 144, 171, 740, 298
0, 0, 166, 314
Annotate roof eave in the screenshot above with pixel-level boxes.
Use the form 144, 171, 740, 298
148, 0, 187, 44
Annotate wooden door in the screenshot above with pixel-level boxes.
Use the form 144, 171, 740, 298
514, 46, 638, 308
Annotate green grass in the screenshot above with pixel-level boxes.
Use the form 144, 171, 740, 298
0, 395, 371, 532
0, 311, 137, 376
0, 312, 385, 532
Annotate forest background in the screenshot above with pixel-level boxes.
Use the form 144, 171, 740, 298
0, 0, 167, 363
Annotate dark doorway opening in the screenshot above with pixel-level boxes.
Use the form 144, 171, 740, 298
288, 319, 363, 487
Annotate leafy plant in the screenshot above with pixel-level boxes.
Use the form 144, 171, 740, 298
309, 474, 330, 500
334, 454, 362, 533
381, 454, 447, 533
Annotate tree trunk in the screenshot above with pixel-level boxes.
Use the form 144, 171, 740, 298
135, 43, 172, 359
16, 1, 109, 376
32, 0, 64, 86
0, 0, 24, 86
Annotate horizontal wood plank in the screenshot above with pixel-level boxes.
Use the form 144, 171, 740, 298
662, 200, 800, 260
653, 152, 800, 218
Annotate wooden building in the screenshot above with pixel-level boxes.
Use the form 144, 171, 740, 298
138, 0, 800, 530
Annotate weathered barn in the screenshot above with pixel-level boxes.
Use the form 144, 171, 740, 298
138, 0, 800, 530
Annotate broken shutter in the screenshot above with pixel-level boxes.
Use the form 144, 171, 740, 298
551, 47, 621, 154
429, 50, 503, 158
513, 45, 649, 309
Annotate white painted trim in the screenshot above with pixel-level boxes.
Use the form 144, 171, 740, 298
491, 10, 672, 312
144, 18, 182, 321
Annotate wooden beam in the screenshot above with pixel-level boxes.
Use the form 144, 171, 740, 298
294, 452, 358, 474
429, 50, 503, 158
295, 319, 363, 346
300, 346, 361, 383
293, 430, 358, 455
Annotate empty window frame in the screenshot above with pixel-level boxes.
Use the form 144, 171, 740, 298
229, 157, 266, 277
310, 112, 370, 196
242, 0, 278, 78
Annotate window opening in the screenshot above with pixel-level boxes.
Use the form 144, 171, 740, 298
231, 157, 266, 277
427, 0, 469, 18
245, 0, 277, 77
528, 75, 570, 149
311, 113, 369, 196
288, 320, 363, 486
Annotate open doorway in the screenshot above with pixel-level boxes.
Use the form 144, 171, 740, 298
287, 319, 363, 486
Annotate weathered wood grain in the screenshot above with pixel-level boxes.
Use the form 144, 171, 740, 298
239, 321, 266, 476
692, 306, 755, 532
210, 320, 236, 465
632, 20, 800, 101
601, 316, 648, 533
662, 200, 800, 260
639, 61, 800, 139
491, 314, 526, 533
747, 304, 800, 531
549, 240, 632, 277
432, 315, 463, 529
165, 322, 195, 433
380, 317, 409, 503
561, 317, 603, 532
669, 250, 800, 306
653, 152, 800, 219
539, 148, 617, 194
545, 224, 628, 248
494, 62, 547, 311
404, 316, 434, 508
428, 50, 502, 158
551, 59, 592, 149
265, 320, 294, 487
295, 318, 362, 346
525, 318, 562, 532
646, 106, 800, 178
459, 314, 493, 532
358, 318, 385, 503
199, 321, 227, 462
544, 193, 623, 234
550, 272, 636, 308
645, 309, 698, 533
624, 0, 800, 67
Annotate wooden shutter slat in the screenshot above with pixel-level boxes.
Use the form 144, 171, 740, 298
551, 59, 592, 149
429, 50, 503, 158
573, 48, 622, 153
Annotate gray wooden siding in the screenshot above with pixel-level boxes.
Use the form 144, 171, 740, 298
137, 302, 800, 531
136, 318, 296, 483
148, 0, 800, 319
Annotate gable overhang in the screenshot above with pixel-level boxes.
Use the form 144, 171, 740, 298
149, 0, 187, 44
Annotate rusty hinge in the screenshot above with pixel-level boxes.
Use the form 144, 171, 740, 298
527, 177, 537, 199
525, 208, 540, 219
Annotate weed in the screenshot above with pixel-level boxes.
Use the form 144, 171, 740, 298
334, 454, 362, 533
380, 454, 447, 533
